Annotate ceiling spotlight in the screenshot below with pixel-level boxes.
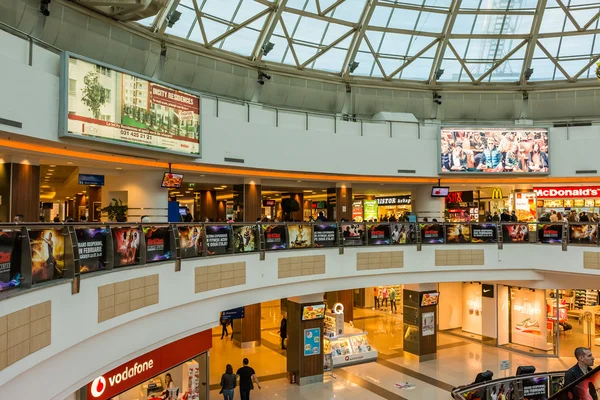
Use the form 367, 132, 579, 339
257, 71, 271, 85
524, 67, 534, 81
435, 68, 445, 80
40, 0, 50, 16
262, 42, 275, 56
166, 10, 182, 28
348, 61, 359, 73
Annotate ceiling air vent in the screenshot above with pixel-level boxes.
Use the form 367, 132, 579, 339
224, 157, 244, 164
576, 170, 597, 174
553, 122, 592, 127
0, 117, 22, 129
397, 169, 416, 174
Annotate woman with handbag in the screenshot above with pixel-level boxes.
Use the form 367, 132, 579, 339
220, 364, 236, 400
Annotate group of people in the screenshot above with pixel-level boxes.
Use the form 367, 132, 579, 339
373, 287, 398, 313
441, 130, 549, 172
483, 210, 519, 222
219, 358, 261, 400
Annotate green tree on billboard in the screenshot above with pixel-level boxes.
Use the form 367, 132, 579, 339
81, 70, 107, 119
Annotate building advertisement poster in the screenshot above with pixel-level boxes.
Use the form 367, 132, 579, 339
76, 228, 108, 273
304, 328, 321, 356
422, 312, 435, 336
29, 229, 65, 283
363, 200, 378, 222
143, 226, 171, 262
64, 55, 200, 156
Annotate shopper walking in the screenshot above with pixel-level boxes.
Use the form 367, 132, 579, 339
220, 314, 229, 339
236, 358, 260, 400
373, 287, 379, 309
278, 313, 287, 350
382, 287, 389, 309
390, 287, 397, 313
220, 364, 236, 400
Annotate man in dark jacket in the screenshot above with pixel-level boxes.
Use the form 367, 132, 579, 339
510, 211, 518, 222
500, 210, 511, 222
278, 314, 287, 350
565, 347, 594, 386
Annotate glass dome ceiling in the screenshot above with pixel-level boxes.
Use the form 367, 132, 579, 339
135, 0, 600, 88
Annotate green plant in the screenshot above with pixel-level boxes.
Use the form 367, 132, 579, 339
101, 198, 128, 222
81, 70, 107, 119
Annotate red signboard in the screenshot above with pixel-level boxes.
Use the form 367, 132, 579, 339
87, 330, 212, 399
534, 186, 600, 199
445, 191, 474, 204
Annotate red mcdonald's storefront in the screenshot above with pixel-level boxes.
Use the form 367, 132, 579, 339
84, 330, 212, 400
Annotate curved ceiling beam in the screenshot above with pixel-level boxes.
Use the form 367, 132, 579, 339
341, 0, 378, 78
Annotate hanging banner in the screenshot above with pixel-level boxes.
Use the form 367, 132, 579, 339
445, 224, 471, 243
341, 223, 365, 246
420, 224, 444, 244
233, 225, 257, 253
263, 224, 288, 250
502, 224, 529, 243
313, 224, 337, 247
537, 224, 563, 244
367, 224, 390, 245
288, 224, 313, 249
76, 228, 108, 273
112, 227, 141, 267
205, 225, 230, 255
471, 223, 497, 243
352, 201, 364, 222
363, 200, 378, 222
143, 226, 171, 262
29, 229, 65, 283
0, 231, 17, 290
178, 226, 203, 258
569, 224, 598, 244
390, 223, 415, 244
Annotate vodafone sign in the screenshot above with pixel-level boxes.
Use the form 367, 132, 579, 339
534, 187, 600, 199
87, 330, 211, 399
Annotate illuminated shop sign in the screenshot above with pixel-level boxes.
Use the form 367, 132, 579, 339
534, 186, 600, 199
513, 302, 541, 316
375, 196, 411, 205
445, 191, 474, 204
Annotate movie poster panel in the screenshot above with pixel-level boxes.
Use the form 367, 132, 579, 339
445, 224, 471, 243
29, 229, 66, 283
550, 365, 600, 399
471, 223, 497, 243
112, 227, 141, 267
76, 228, 108, 273
205, 225, 231, 255
314, 224, 337, 247
440, 127, 549, 173
481, 382, 517, 400
569, 224, 598, 244
367, 224, 390, 245
144, 227, 171, 262
390, 223, 415, 244
538, 224, 563, 244
0, 231, 18, 291
233, 225, 257, 253
502, 224, 529, 243
341, 223, 365, 246
263, 225, 288, 250
420, 224, 444, 244
522, 376, 549, 400
288, 224, 313, 249
178, 226, 203, 258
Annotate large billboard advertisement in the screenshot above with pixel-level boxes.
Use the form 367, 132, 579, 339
440, 127, 549, 173
62, 54, 200, 156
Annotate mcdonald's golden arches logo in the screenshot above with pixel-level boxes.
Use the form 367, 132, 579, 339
491, 188, 503, 199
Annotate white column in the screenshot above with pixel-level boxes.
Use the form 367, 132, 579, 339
102, 171, 169, 222
412, 185, 444, 222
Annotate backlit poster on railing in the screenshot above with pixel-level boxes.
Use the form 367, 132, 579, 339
569, 224, 598, 244
367, 224, 390, 245
313, 224, 337, 247
470, 224, 497, 243
522, 376, 549, 399
550, 365, 600, 399
233, 225, 257, 253
0, 231, 18, 291
205, 225, 230, 255
144, 227, 171, 262
29, 229, 65, 283
445, 224, 471, 243
341, 223, 365, 246
76, 228, 107, 273
263, 225, 288, 250
178, 226, 203, 258
420, 224, 444, 244
502, 224, 529, 243
63, 55, 200, 156
112, 227, 140, 267
538, 224, 563, 244
390, 223, 415, 244
288, 224, 312, 249
481, 382, 516, 400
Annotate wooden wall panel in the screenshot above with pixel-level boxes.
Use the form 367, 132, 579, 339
0, 163, 11, 222
243, 184, 261, 222
240, 303, 261, 344
338, 290, 354, 323
217, 200, 227, 221
286, 301, 301, 376
337, 187, 352, 221
11, 163, 40, 222
87, 186, 102, 221
200, 190, 218, 221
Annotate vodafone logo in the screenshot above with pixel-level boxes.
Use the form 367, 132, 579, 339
90, 376, 107, 397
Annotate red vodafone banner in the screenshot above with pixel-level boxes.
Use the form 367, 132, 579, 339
87, 330, 211, 399
534, 187, 600, 199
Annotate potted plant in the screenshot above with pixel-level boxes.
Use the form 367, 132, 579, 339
281, 198, 300, 222
101, 198, 128, 222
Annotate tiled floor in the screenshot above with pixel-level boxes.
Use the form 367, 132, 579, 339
208, 302, 581, 400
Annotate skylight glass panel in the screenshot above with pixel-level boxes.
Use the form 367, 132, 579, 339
387, 9, 422, 30
501, 15, 534, 34
326, 0, 367, 22
557, 35, 595, 57
200, 0, 241, 21
559, 58, 594, 77
232, 1, 269, 23
489, 59, 524, 81
378, 33, 413, 56
414, 11, 449, 33
528, 58, 557, 80
452, 14, 477, 34
539, 8, 576, 33
508, 0, 538, 9
292, 16, 330, 43
135, 16, 156, 27
352, 50, 381, 76
220, 23, 265, 56
165, 5, 197, 39
262, 33, 292, 64
201, 17, 229, 43
424, 0, 453, 9
369, 5, 393, 27
438, 58, 464, 81
399, 57, 435, 79
312, 47, 351, 72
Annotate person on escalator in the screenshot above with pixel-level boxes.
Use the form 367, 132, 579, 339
565, 347, 594, 386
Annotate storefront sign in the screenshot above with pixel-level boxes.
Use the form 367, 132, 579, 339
205, 225, 230, 255
537, 224, 563, 244
86, 330, 212, 399
351, 201, 364, 222
367, 224, 390, 245
263, 224, 287, 250
482, 284, 494, 298
375, 196, 411, 205
143, 227, 171, 262
491, 188, 503, 199
445, 191, 474, 204
471, 224, 497, 243
313, 224, 337, 247
262, 199, 275, 207
534, 186, 600, 199
333, 303, 344, 315
78, 173, 105, 186
76, 228, 108, 273
304, 328, 321, 356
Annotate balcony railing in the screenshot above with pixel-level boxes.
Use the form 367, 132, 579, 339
0, 221, 596, 299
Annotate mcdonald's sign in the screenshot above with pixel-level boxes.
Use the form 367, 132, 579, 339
491, 188, 503, 200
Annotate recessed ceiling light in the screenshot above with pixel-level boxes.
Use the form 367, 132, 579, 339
77, 192, 82, 195
48, 169, 54, 172
116, 167, 122, 170
297, 180, 302, 183
83, 191, 87, 193
214, 187, 224, 190
312, 192, 316, 194
67, 162, 73, 165
49, 165, 56, 167
65, 197, 70, 199
176, 194, 184, 197
322, 190, 327, 192
185, 191, 191, 193
41, 185, 50, 188
303, 190, 312, 192
221, 185, 227, 188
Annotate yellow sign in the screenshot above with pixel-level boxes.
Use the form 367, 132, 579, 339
491, 188, 503, 200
